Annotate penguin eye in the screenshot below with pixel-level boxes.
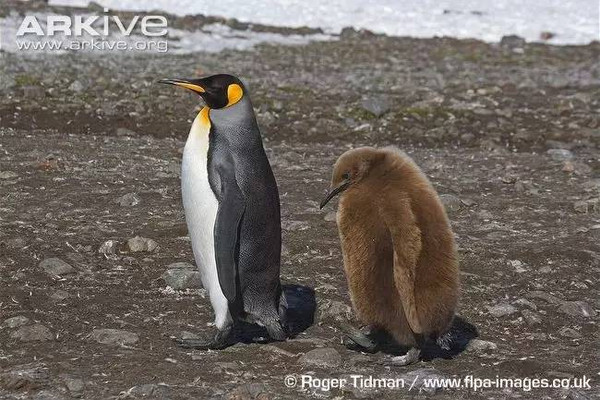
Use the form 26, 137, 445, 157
342, 172, 350, 180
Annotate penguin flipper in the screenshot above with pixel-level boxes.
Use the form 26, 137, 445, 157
382, 199, 423, 335
214, 180, 246, 303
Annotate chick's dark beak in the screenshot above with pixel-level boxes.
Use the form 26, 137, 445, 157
319, 180, 351, 209
158, 78, 205, 94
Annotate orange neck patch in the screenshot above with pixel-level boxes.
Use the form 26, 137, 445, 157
199, 106, 211, 128
226, 84, 243, 107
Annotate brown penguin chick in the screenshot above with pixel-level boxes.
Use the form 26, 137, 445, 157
320, 146, 459, 365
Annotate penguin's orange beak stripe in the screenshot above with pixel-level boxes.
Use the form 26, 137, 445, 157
158, 78, 205, 94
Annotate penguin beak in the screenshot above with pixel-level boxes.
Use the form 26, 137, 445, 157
319, 180, 351, 209
158, 78, 205, 94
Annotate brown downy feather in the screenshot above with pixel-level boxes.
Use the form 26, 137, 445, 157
327, 146, 459, 347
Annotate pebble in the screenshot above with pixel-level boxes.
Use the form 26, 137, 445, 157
466, 339, 498, 353
439, 194, 463, 213
226, 383, 268, 400
318, 300, 354, 322
127, 236, 158, 252
574, 198, 599, 214
558, 301, 597, 318
63, 376, 85, 396
162, 262, 202, 290
547, 148, 574, 161
121, 383, 170, 398
360, 96, 390, 117
179, 331, 200, 340
324, 211, 337, 222
68, 80, 85, 93
2, 315, 30, 328
521, 309, 542, 325
98, 240, 119, 256
500, 35, 526, 48
567, 389, 592, 400
487, 303, 517, 317
526, 290, 564, 304
10, 324, 53, 342
50, 290, 70, 301
298, 347, 342, 368
89, 328, 139, 345
22, 85, 45, 99
558, 327, 582, 339
116, 127, 137, 136
3, 237, 27, 248
0, 171, 19, 180
115, 192, 141, 207
513, 298, 537, 310
39, 258, 76, 276
508, 260, 527, 273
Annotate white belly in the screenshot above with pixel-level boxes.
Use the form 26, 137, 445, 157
181, 111, 231, 330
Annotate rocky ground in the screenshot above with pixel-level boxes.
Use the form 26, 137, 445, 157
1, 2, 600, 399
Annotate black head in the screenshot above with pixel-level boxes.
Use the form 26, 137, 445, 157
158, 74, 244, 109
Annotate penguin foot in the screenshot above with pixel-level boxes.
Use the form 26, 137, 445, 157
176, 328, 235, 350
265, 322, 287, 342
341, 324, 378, 353
383, 347, 421, 366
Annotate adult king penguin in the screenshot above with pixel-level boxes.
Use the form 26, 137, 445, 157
158, 74, 286, 349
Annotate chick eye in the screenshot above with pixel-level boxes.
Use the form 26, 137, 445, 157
342, 172, 350, 180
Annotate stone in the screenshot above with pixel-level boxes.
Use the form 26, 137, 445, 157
2, 315, 30, 328
116, 127, 137, 136
547, 148, 574, 161
521, 309, 542, 325
115, 192, 141, 207
39, 258, 76, 276
574, 198, 599, 214
0, 363, 50, 391
558, 301, 597, 318
0, 171, 18, 180
558, 327, 582, 338
22, 85, 45, 99
50, 290, 69, 301
226, 383, 267, 400
179, 331, 201, 340
513, 298, 537, 310
324, 211, 337, 222
3, 237, 27, 248
466, 339, 497, 352
98, 240, 119, 256
127, 236, 158, 252
487, 303, 517, 317
121, 383, 170, 398
298, 348, 342, 368
509, 260, 527, 273
162, 262, 202, 290
500, 35, 526, 48
10, 324, 53, 342
439, 194, 462, 213
68, 80, 85, 93
526, 290, 564, 305
567, 389, 591, 400
90, 328, 139, 345
318, 300, 354, 322
63, 376, 85, 396
360, 97, 390, 117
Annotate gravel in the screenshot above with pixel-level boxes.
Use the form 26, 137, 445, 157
89, 329, 139, 346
